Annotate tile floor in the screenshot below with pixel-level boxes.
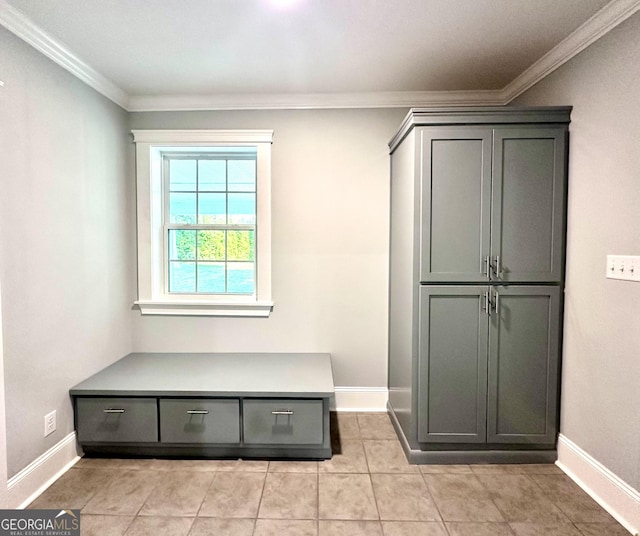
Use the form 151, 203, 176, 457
28, 413, 630, 536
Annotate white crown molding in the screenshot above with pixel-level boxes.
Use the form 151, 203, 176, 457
2, 0, 638, 111
0, 0, 129, 109
501, 0, 640, 103
127, 90, 505, 112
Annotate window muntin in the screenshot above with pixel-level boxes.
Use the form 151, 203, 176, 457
164, 151, 257, 295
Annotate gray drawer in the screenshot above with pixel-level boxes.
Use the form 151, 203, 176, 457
243, 399, 324, 445
160, 399, 240, 444
76, 397, 157, 443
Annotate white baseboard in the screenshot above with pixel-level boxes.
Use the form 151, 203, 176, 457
557, 434, 639, 536
333, 387, 388, 412
7, 432, 80, 509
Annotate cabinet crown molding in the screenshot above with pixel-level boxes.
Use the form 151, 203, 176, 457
388, 106, 572, 153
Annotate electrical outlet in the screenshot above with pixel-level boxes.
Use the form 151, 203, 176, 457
44, 410, 56, 437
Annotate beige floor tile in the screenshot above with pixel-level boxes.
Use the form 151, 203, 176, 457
509, 522, 584, 535
371, 474, 441, 521
253, 519, 318, 536
147, 459, 221, 472
258, 473, 317, 519
188, 518, 254, 536
529, 474, 615, 523
357, 413, 397, 440
363, 440, 419, 474
471, 464, 527, 474
330, 412, 360, 440
76, 458, 158, 470
28, 468, 115, 510
35, 418, 612, 536
477, 474, 569, 523
123, 516, 193, 536
574, 522, 632, 535
82, 470, 163, 515
520, 464, 564, 475
319, 440, 369, 474
80, 515, 134, 536
139, 470, 213, 517
318, 474, 379, 520
319, 520, 383, 536
446, 522, 516, 535
424, 473, 504, 522
419, 464, 472, 474
381, 521, 448, 536
215, 459, 269, 472
268, 460, 318, 473
198, 471, 266, 518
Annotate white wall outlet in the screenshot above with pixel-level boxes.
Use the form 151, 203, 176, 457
44, 410, 56, 437
606, 255, 640, 282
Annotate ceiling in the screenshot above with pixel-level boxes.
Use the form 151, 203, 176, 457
1, 0, 637, 110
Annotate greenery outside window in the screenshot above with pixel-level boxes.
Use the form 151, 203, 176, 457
133, 130, 273, 316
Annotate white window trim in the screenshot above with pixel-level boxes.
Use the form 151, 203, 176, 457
132, 129, 274, 317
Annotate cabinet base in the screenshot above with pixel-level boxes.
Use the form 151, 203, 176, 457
388, 403, 557, 465
81, 444, 332, 460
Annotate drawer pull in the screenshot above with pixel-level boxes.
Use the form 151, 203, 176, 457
187, 410, 209, 415
103, 409, 125, 414
271, 410, 294, 416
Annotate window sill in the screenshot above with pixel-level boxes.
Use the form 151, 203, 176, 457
134, 300, 274, 317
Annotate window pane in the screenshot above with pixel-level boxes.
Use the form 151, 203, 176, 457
198, 193, 227, 224
228, 193, 256, 224
227, 230, 255, 261
228, 159, 256, 192
197, 230, 225, 261
197, 262, 226, 293
198, 160, 226, 191
169, 159, 196, 191
168, 230, 196, 260
170, 193, 196, 223
169, 261, 195, 292
227, 262, 255, 294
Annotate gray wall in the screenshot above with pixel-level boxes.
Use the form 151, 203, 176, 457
515, 13, 640, 491
130, 109, 406, 388
0, 27, 134, 477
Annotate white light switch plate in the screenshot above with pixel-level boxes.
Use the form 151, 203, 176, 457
606, 255, 640, 282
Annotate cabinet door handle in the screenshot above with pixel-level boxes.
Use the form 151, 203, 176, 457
493, 290, 500, 315
187, 410, 209, 415
103, 409, 125, 414
482, 291, 490, 316
271, 410, 294, 415
484, 256, 491, 279
495, 255, 502, 278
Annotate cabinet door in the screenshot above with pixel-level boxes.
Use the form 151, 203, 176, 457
76, 397, 158, 443
418, 286, 488, 443
243, 399, 324, 445
487, 286, 560, 444
420, 128, 492, 283
159, 399, 240, 444
491, 128, 567, 283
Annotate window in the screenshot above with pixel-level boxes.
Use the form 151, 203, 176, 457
133, 130, 273, 316
165, 150, 257, 294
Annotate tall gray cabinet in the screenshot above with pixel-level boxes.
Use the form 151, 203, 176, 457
388, 107, 570, 463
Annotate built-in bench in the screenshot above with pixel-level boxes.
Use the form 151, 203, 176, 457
70, 352, 334, 459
